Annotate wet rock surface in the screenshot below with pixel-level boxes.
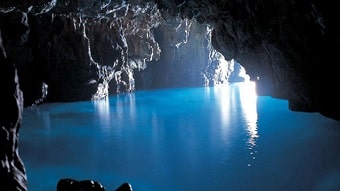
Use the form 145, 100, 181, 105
56, 178, 133, 191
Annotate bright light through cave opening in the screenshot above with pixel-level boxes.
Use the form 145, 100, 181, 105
207, 50, 250, 86
203, 24, 251, 87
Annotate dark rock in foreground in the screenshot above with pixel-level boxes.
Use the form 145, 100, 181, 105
57, 178, 133, 191
0, 30, 27, 191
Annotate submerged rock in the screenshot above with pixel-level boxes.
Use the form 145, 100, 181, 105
56, 178, 133, 191
57, 178, 105, 191
115, 183, 133, 191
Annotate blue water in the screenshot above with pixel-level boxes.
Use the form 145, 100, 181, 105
19, 82, 340, 191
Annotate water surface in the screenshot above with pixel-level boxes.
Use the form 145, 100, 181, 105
20, 82, 340, 191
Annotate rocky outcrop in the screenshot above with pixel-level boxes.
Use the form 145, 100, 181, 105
56, 178, 133, 191
0, 30, 27, 191
57, 178, 105, 191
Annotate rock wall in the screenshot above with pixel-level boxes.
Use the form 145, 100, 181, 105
1, 0, 242, 105
1, 0, 163, 105
0, 30, 27, 191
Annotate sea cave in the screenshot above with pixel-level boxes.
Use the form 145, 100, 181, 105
1, 0, 340, 190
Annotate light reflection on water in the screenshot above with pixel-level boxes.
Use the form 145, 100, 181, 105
212, 82, 259, 167
20, 82, 340, 191
93, 97, 111, 129
238, 82, 258, 147
215, 82, 259, 147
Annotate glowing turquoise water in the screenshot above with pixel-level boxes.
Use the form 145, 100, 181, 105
20, 82, 340, 191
